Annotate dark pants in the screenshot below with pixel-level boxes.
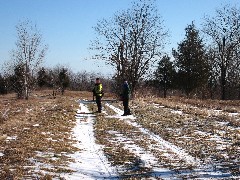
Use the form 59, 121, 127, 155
123, 98, 131, 115
96, 96, 102, 113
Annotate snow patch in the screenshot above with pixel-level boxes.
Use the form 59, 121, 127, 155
171, 110, 183, 115
105, 103, 135, 120
62, 102, 117, 179
110, 131, 174, 178
6, 136, 17, 141
228, 112, 238, 116
106, 103, 200, 166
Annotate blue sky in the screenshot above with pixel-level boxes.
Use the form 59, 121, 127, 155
0, 0, 239, 76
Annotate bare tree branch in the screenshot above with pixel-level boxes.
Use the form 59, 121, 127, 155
91, 0, 168, 95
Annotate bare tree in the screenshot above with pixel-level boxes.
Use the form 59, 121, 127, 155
92, 0, 168, 95
202, 4, 240, 100
10, 20, 48, 99
206, 47, 219, 99
69, 71, 97, 91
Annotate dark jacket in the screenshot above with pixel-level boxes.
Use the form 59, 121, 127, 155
122, 82, 130, 100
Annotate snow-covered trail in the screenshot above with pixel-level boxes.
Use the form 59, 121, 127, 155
105, 103, 200, 166
62, 100, 236, 179
62, 103, 117, 179
105, 103, 237, 179
108, 130, 175, 179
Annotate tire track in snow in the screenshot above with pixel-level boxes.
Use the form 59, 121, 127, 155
105, 103, 201, 167
108, 130, 175, 178
62, 102, 117, 179
105, 103, 240, 179
152, 102, 240, 168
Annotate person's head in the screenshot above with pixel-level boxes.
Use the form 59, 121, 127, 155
124, 80, 128, 85
96, 78, 100, 84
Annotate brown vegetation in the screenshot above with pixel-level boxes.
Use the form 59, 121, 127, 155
0, 90, 80, 179
0, 91, 239, 179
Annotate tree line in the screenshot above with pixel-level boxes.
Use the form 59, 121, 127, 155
153, 5, 240, 100
0, 65, 114, 97
1, 0, 240, 100
91, 0, 240, 100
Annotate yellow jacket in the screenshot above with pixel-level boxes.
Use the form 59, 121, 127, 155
93, 83, 103, 97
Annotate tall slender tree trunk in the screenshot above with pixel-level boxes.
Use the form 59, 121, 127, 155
130, 81, 137, 99
24, 62, 29, 100
220, 65, 227, 100
163, 69, 167, 98
24, 78, 28, 100
238, 86, 240, 100
163, 85, 167, 98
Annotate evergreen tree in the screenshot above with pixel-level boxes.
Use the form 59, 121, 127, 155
58, 68, 69, 95
173, 22, 209, 96
154, 55, 176, 98
37, 67, 48, 88
0, 74, 7, 94
13, 64, 25, 98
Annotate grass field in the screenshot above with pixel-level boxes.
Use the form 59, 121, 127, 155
0, 90, 239, 179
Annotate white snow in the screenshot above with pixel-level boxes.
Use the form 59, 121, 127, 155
110, 131, 174, 178
170, 110, 183, 115
106, 103, 200, 166
46, 138, 58, 142
105, 103, 136, 120
6, 136, 17, 141
33, 124, 40, 127
228, 112, 238, 116
62, 102, 117, 179
107, 103, 240, 179
153, 103, 165, 108
58, 101, 239, 179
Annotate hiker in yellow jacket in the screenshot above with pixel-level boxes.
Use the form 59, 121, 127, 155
92, 78, 103, 113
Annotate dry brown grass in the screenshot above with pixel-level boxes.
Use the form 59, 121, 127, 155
89, 96, 240, 177
0, 90, 83, 179
0, 90, 118, 179
131, 97, 240, 175
1, 91, 239, 178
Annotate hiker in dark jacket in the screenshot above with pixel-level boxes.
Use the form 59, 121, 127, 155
121, 80, 131, 116
92, 78, 103, 113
